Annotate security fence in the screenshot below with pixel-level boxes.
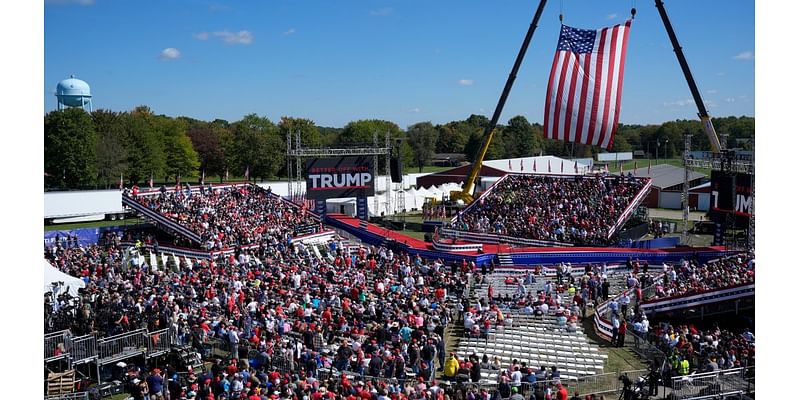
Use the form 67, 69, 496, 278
97, 329, 149, 363
69, 333, 97, 364
44, 393, 89, 400
44, 329, 72, 361
669, 367, 753, 399
311, 367, 648, 398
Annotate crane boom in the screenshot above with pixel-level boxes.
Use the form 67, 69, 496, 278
455, 0, 548, 201
654, 0, 722, 153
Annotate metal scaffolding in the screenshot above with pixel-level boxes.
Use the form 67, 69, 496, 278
683, 149, 754, 251
286, 131, 392, 216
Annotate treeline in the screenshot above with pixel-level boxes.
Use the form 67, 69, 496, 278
44, 106, 754, 189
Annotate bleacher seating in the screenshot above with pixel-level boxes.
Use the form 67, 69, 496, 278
452, 174, 649, 246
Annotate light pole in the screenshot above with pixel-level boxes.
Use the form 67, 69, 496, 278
664, 138, 669, 162
656, 140, 660, 165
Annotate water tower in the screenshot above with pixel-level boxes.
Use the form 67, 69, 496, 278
56, 75, 92, 112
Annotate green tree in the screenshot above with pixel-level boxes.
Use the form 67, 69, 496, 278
187, 124, 230, 180
406, 122, 439, 172
231, 114, 285, 181
123, 106, 166, 184
502, 115, 538, 158
92, 109, 128, 189
279, 117, 322, 148
318, 126, 343, 147
435, 122, 470, 154
338, 119, 401, 146
157, 117, 200, 180
45, 108, 98, 188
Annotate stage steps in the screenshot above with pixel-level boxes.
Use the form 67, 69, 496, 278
497, 253, 514, 268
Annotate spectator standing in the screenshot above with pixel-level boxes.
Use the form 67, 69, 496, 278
228, 326, 240, 360
617, 321, 627, 348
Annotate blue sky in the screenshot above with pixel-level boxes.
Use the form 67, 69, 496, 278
44, 0, 754, 128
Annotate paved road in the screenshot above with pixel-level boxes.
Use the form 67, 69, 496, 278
648, 208, 708, 222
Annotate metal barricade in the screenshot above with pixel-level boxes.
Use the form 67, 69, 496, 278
148, 328, 174, 357
44, 393, 89, 400
70, 334, 97, 364
45, 330, 72, 361
96, 329, 148, 363
670, 367, 748, 399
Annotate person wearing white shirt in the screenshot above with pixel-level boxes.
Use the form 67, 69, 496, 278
510, 367, 523, 387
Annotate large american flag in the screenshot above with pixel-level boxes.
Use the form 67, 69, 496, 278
543, 20, 632, 149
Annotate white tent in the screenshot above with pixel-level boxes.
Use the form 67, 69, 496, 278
415, 187, 434, 199
44, 259, 86, 296
427, 186, 444, 201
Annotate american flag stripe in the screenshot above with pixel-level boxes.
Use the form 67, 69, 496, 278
544, 21, 631, 150
599, 27, 619, 147
575, 54, 592, 144
609, 24, 631, 148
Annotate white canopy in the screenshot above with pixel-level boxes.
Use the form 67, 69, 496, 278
44, 259, 86, 297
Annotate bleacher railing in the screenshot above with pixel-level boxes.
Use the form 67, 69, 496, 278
97, 329, 148, 363
669, 367, 752, 399
70, 334, 97, 364
44, 329, 71, 361
311, 368, 647, 398
45, 328, 185, 366
44, 393, 89, 400
148, 328, 174, 356
607, 178, 652, 240
438, 227, 574, 248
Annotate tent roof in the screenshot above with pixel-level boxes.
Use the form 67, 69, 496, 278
44, 259, 86, 296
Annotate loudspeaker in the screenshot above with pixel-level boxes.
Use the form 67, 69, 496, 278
390, 157, 403, 183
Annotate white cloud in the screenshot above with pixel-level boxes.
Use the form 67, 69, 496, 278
282, 28, 296, 36
479, 108, 486, 113
194, 30, 254, 45
716, 72, 726, 76
706, 89, 717, 94
46, 0, 94, 5
663, 98, 694, 107
458, 79, 474, 86
733, 51, 754, 60
725, 97, 736, 103
607, 13, 618, 20
409, 108, 421, 113
370, 7, 393, 16
159, 48, 181, 61
664, 98, 717, 108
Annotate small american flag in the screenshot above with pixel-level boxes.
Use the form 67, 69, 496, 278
543, 20, 632, 149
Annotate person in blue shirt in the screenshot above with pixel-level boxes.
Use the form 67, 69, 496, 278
399, 324, 412, 342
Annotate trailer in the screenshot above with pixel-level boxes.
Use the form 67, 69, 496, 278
44, 190, 128, 225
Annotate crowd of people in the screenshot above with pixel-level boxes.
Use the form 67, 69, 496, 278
45, 187, 490, 399
43, 182, 755, 400
452, 175, 647, 246
647, 255, 755, 300
126, 184, 319, 251
645, 321, 755, 382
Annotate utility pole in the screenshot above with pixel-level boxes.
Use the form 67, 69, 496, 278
682, 133, 691, 244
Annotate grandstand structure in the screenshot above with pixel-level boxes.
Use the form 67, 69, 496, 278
453, 270, 616, 382
448, 173, 653, 248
